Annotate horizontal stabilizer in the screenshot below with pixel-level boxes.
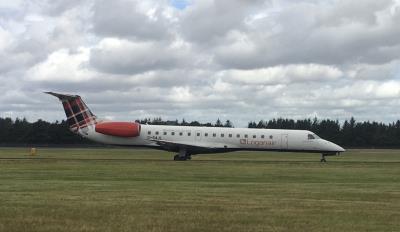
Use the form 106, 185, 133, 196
44, 92, 80, 101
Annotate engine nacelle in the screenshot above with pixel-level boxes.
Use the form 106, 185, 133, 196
95, 122, 141, 137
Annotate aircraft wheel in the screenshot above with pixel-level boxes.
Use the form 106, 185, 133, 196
174, 155, 188, 161
320, 158, 326, 162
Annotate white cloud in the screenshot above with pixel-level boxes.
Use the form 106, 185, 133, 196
0, 26, 12, 50
0, 0, 23, 9
346, 61, 399, 80
220, 64, 343, 85
375, 81, 400, 98
90, 37, 191, 74
0, 0, 400, 126
27, 48, 93, 82
91, 0, 172, 40
168, 86, 194, 103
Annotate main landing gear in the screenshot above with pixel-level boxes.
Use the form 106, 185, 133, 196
173, 154, 191, 161
173, 148, 191, 161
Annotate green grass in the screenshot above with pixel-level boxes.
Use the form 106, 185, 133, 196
0, 148, 399, 232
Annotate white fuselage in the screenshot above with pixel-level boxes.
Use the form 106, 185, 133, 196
80, 124, 345, 154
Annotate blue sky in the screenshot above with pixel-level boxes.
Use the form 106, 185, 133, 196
170, 0, 190, 9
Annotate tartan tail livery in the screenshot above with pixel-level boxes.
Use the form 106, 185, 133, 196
45, 92, 97, 135
46, 92, 344, 162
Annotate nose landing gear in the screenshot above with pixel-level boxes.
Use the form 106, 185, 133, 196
320, 152, 339, 162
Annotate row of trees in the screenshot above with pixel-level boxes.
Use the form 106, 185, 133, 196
136, 117, 234, 128
0, 118, 90, 145
1, 117, 400, 148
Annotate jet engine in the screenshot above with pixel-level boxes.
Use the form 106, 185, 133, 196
95, 122, 141, 137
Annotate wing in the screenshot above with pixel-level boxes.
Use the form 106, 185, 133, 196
148, 138, 220, 154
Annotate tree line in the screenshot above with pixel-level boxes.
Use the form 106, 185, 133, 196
0, 118, 91, 145
136, 117, 234, 128
0, 117, 399, 148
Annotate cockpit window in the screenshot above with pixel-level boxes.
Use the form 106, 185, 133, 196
308, 134, 320, 140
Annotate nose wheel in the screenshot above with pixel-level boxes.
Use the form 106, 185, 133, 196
320, 153, 336, 162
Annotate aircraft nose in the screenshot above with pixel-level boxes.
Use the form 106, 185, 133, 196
322, 140, 345, 153
331, 142, 345, 152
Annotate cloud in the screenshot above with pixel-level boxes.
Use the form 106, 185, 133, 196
219, 64, 343, 85
179, 0, 267, 43
27, 48, 93, 83
89, 38, 191, 75
346, 61, 400, 80
316, 0, 395, 26
43, 0, 83, 16
212, 0, 400, 68
91, 0, 172, 40
1, 0, 400, 126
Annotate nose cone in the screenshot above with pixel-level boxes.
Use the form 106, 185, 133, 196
334, 143, 345, 152
329, 141, 345, 152
322, 140, 345, 153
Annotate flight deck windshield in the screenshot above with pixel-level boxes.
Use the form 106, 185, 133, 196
308, 134, 320, 140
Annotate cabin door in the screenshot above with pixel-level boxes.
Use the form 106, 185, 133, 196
281, 134, 288, 150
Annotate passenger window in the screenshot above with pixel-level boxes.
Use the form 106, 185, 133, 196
253, 135, 256, 138
163, 132, 167, 135
188, 132, 191, 136
308, 134, 315, 140
270, 135, 273, 139
155, 131, 159, 135
229, 134, 232, 138
148, 131, 151, 135
197, 132, 200, 136
171, 132, 175, 136
221, 134, 224, 137
244, 134, 248, 138
236, 134, 240, 138
179, 132, 183, 136
213, 133, 216, 137
261, 135, 265, 139
205, 133, 208, 137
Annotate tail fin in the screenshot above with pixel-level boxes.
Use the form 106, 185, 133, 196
45, 92, 97, 132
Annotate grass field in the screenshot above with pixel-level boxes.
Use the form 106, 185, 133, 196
0, 148, 399, 232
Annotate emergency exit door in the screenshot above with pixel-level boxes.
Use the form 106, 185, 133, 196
281, 134, 288, 150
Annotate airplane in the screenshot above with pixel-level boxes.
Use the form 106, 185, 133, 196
46, 92, 345, 162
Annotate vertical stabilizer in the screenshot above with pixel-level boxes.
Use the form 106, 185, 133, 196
45, 92, 97, 133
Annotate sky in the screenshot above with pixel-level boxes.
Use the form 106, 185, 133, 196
0, 0, 399, 127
